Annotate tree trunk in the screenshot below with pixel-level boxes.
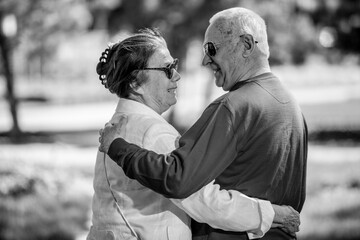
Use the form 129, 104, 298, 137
0, 13, 21, 141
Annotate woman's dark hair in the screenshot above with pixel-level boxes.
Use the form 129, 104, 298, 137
96, 28, 166, 98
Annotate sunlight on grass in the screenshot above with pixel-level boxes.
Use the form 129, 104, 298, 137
0, 144, 94, 240
298, 158, 360, 240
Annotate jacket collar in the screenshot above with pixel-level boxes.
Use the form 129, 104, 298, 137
115, 98, 167, 123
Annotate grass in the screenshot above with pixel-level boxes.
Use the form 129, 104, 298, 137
272, 56, 360, 87
301, 99, 360, 133
299, 159, 360, 240
0, 149, 93, 240
1, 139, 360, 240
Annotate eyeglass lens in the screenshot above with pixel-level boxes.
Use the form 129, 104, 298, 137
205, 42, 217, 57
167, 59, 178, 79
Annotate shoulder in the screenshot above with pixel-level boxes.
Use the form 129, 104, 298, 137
112, 111, 179, 151
209, 91, 249, 116
143, 121, 179, 153
134, 116, 179, 153
143, 119, 179, 139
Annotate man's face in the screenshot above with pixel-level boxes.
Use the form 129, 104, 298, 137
140, 45, 180, 114
202, 22, 242, 91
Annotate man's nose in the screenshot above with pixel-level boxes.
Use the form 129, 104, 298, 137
202, 54, 211, 66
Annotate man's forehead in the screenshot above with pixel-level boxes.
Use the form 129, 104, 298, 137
204, 24, 221, 43
204, 19, 234, 43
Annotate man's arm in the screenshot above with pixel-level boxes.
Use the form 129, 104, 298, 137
103, 104, 239, 198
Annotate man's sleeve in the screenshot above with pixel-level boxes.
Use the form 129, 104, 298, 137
170, 180, 274, 237
107, 103, 241, 198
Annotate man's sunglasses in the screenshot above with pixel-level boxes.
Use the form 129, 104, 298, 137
142, 58, 179, 79
203, 42, 221, 57
204, 35, 258, 57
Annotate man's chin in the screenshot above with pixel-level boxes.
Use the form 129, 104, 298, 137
215, 77, 224, 88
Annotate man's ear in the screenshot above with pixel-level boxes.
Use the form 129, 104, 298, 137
242, 34, 256, 58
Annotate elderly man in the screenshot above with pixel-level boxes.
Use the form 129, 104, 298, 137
99, 7, 307, 240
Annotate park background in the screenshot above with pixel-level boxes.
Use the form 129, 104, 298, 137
0, 0, 359, 239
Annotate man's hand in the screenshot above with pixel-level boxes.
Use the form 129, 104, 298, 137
271, 204, 300, 236
98, 115, 128, 153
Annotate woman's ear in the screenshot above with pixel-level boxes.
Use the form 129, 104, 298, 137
131, 82, 144, 95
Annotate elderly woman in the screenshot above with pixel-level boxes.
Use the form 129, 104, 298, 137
87, 28, 298, 240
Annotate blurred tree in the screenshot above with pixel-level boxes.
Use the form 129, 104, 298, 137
296, 0, 360, 62
87, 0, 245, 68
239, 0, 317, 65
17, 0, 92, 80
88, 0, 329, 66
0, 0, 92, 141
0, 1, 21, 141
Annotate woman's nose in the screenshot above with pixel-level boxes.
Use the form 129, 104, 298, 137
172, 70, 181, 82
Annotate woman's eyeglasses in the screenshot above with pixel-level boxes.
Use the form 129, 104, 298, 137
204, 35, 258, 57
142, 58, 179, 79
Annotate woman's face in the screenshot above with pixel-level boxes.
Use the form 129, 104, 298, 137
138, 45, 180, 114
